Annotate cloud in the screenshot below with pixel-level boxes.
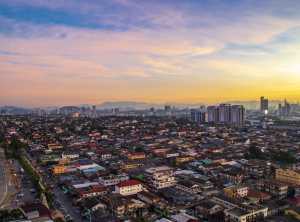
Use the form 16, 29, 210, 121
0, 0, 300, 106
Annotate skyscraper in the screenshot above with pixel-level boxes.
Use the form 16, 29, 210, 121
92, 106, 96, 115
261, 96, 268, 114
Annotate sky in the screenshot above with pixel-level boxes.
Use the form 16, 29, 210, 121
0, 0, 300, 108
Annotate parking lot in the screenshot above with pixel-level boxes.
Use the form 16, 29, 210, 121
11, 160, 37, 205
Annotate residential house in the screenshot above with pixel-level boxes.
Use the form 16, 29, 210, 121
77, 184, 107, 198
276, 168, 300, 185
188, 178, 214, 191
175, 180, 201, 195
144, 167, 177, 190
102, 193, 134, 217
115, 180, 143, 196
137, 191, 160, 205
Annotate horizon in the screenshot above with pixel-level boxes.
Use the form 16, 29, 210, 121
1, 0, 300, 107
1, 99, 299, 110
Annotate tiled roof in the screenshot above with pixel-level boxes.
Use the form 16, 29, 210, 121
115, 180, 142, 187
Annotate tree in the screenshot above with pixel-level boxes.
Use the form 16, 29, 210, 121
135, 146, 143, 153
244, 144, 266, 160
242, 128, 248, 132
10, 209, 22, 220
8, 138, 25, 152
273, 151, 296, 164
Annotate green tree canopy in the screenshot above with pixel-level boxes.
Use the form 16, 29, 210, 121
243, 144, 266, 160
8, 138, 25, 152
273, 151, 296, 164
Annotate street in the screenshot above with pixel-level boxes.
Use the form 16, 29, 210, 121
0, 147, 17, 209
39, 163, 83, 222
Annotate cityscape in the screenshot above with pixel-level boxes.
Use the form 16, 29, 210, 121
1, 0, 300, 222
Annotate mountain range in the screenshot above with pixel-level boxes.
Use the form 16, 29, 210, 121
0, 100, 296, 114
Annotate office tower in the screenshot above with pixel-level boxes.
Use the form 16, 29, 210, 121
165, 105, 171, 112
92, 106, 96, 115
207, 106, 219, 122
261, 96, 268, 114
150, 107, 155, 113
111, 108, 115, 115
278, 103, 282, 115
285, 99, 291, 116
231, 105, 245, 124
219, 104, 231, 123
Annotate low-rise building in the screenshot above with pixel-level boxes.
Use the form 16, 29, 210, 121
99, 174, 129, 186
144, 167, 177, 190
175, 180, 201, 194
188, 177, 214, 191
115, 180, 143, 196
276, 168, 300, 185
241, 163, 264, 177
77, 184, 107, 198
102, 193, 134, 217
137, 191, 160, 205
223, 185, 248, 198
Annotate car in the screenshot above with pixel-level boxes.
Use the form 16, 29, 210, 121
64, 215, 71, 219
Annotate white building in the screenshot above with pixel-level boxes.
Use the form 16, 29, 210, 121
115, 180, 143, 196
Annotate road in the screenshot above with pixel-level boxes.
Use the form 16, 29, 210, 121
0, 147, 17, 208
37, 162, 84, 222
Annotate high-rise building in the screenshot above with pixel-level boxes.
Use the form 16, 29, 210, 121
278, 103, 282, 115
81, 107, 86, 114
260, 96, 268, 114
92, 106, 96, 115
165, 105, 171, 112
285, 99, 291, 116
150, 107, 155, 113
207, 106, 219, 122
219, 104, 231, 123
230, 105, 245, 124
207, 104, 245, 124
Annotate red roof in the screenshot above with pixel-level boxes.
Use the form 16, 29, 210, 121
115, 180, 142, 188
248, 189, 271, 199
177, 155, 192, 158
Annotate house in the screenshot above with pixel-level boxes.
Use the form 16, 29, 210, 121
115, 180, 143, 196
224, 204, 268, 222
163, 151, 179, 158
77, 184, 107, 198
188, 178, 214, 191
144, 167, 177, 190
175, 180, 201, 195
127, 152, 146, 160
84, 198, 107, 212
219, 171, 243, 184
19, 203, 52, 219
137, 191, 160, 205
209, 147, 222, 153
47, 142, 63, 149
241, 163, 264, 177
176, 155, 194, 163
99, 174, 129, 186
122, 161, 143, 169
276, 168, 300, 185
255, 179, 289, 199
198, 200, 223, 215
102, 193, 134, 217
248, 189, 272, 202
223, 185, 248, 198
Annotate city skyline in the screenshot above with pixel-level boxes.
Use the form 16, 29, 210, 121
1, 0, 300, 107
